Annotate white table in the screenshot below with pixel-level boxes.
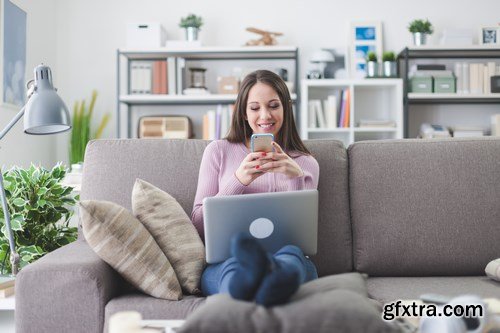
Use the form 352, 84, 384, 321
140, 319, 186, 333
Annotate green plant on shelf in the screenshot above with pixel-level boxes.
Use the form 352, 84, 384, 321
382, 51, 396, 62
408, 19, 433, 34
0, 163, 78, 274
69, 90, 110, 165
179, 14, 203, 29
366, 51, 378, 62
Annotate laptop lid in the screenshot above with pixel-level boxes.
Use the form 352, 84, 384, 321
203, 190, 318, 264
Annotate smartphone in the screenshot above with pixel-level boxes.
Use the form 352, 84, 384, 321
251, 133, 274, 153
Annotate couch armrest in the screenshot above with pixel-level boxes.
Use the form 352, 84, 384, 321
16, 240, 127, 333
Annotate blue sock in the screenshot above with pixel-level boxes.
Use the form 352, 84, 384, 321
228, 233, 270, 301
254, 259, 301, 307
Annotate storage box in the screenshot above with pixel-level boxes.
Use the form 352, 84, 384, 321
127, 23, 166, 48
138, 116, 192, 139
410, 76, 433, 93
434, 76, 456, 93
217, 76, 239, 94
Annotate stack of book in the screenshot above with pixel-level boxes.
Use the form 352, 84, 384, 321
0, 276, 15, 298
308, 89, 351, 129
203, 105, 234, 140
450, 127, 484, 137
454, 62, 499, 94
130, 59, 175, 94
358, 119, 396, 128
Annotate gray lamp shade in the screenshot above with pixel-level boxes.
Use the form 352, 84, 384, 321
23, 64, 71, 135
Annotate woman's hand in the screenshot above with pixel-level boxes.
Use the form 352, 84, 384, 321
235, 151, 272, 186
259, 142, 304, 179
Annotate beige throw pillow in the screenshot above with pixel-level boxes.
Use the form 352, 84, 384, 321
80, 200, 182, 300
132, 179, 206, 294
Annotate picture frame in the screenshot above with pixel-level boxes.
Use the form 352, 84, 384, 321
349, 21, 383, 78
479, 26, 499, 45
0, 0, 27, 110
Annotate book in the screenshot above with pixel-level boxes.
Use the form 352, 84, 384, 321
167, 57, 176, 95
308, 101, 317, 128
0, 276, 15, 289
491, 114, 500, 136
450, 127, 484, 138
343, 90, 350, 128
454, 62, 463, 94
358, 119, 396, 128
0, 286, 14, 298
325, 95, 338, 129
314, 100, 326, 128
338, 90, 345, 128
417, 64, 446, 70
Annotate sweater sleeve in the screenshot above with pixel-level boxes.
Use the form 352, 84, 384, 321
191, 141, 247, 239
287, 155, 320, 191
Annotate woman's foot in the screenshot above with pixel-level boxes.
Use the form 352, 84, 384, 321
254, 260, 301, 306
228, 233, 270, 301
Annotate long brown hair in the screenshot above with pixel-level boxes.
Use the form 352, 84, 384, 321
226, 70, 310, 155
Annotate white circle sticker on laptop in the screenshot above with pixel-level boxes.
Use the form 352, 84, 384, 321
249, 218, 274, 239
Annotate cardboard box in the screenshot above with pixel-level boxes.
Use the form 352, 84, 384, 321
217, 76, 239, 94
127, 23, 166, 48
434, 76, 456, 93
410, 76, 433, 93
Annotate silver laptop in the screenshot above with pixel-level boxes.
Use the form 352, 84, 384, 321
203, 190, 318, 264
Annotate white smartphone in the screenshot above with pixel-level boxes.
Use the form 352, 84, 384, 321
251, 133, 274, 153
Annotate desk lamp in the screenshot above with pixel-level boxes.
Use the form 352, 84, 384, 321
0, 64, 71, 275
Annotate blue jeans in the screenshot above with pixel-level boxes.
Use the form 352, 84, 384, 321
201, 245, 318, 296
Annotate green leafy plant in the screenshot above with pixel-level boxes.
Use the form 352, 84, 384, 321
382, 51, 396, 62
0, 163, 78, 274
179, 14, 203, 29
69, 90, 110, 165
408, 19, 433, 34
366, 51, 378, 62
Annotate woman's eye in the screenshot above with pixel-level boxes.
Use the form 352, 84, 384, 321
270, 104, 280, 109
250, 107, 259, 111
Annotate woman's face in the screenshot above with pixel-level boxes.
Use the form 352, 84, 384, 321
245, 82, 284, 137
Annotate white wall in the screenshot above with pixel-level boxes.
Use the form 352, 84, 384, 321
0, 0, 58, 169
5, 0, 500, 165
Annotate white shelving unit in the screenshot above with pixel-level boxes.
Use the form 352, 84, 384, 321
116, 46, 299, 138
301, 79, 403, 146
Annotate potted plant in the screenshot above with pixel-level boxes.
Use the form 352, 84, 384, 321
366, 51, 379, 78
69, 90, 110, 170
179, 14, 203, 41
382, 51, 397, 77
0, 163, 78, 274
408, 19, 433, 46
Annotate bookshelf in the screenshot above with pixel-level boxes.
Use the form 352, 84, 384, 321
300, 79, 403, 146
398, 46, 500, 137
116, 46, 299, 138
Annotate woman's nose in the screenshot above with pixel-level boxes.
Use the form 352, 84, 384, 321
259, 109, 272, 119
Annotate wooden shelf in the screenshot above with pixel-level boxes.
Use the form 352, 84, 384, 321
119, 93, 297, 105
398, 46, 500, 59
408, 93, 500, 104
303, 78, 401, 87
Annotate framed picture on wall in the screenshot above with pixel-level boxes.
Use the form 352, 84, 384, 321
0, 0, 27, 110
479, 26, 499, 45
349, 21, 383, 78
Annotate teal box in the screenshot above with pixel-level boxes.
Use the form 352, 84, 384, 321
434, 76, 456, 93
410, 76, 433, 93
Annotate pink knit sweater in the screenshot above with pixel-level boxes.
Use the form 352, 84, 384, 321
191, 140, 320, 239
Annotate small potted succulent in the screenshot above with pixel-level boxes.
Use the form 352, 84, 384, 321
408, 19, 433, 46
179, 14, 203, 41
382, 51, 397, 77
366, 51, 378, 78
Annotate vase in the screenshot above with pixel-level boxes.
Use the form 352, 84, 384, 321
185, 27, 199, 41
413, 32, 428, 46
383, 61, 397, 77
366, 61, 379, 78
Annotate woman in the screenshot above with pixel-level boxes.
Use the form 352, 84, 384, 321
191, 70, 319, 306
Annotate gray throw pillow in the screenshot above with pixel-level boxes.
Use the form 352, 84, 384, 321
80, 200, 182, 300
177, 273, 399, 333
132, 179, 206, 295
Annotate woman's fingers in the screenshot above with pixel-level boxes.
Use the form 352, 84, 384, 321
272, 141, 284, 153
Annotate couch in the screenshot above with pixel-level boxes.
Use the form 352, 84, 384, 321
15, 137, 500, 332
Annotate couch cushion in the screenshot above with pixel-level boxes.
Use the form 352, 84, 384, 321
349, 138, 500, 276
367, 276, 500, 304
132, 179, 206, 295
104, 294, 206, 331
81, 139, 352, 276
177, 273, 399, 333
80, 200, 182, 300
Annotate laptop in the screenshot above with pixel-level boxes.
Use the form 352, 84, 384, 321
203, 190, 318, 264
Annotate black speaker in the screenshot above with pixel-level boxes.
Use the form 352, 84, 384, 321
491, 75, 500, 93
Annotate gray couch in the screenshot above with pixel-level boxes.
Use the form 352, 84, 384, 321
16, 138, 500, 332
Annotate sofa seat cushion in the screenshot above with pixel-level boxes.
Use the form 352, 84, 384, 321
104, 293, 206, 329
367, 276, 500, 304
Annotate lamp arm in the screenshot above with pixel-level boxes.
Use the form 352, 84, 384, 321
0, 106, 25, 276
0, 106, 25, 140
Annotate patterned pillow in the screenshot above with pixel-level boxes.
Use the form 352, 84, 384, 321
80, 200, 182, 300
132, 179, 206, 295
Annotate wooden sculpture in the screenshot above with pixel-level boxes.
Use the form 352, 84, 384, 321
245, 27, 283, 46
